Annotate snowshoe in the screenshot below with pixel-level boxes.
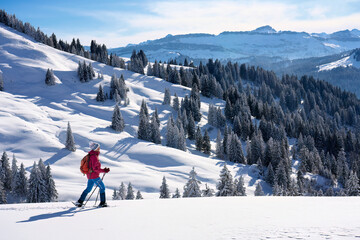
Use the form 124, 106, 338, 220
73, 201, 83, 207
98, 202, 108, 208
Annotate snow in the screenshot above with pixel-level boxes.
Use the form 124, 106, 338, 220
1, 197, 360, 240
318, 54, 360, 71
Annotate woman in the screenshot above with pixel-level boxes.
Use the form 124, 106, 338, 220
75, 142, 110, 207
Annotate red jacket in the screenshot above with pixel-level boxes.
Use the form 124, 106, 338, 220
87, 150, 105, 179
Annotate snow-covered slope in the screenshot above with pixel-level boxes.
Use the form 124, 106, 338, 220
1, 197, 360, 240
0, 23, 267, 201
318, 49, 360, 71
109, 26, 360, 63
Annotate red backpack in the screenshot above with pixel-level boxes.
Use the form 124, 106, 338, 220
80, 154, 92, 175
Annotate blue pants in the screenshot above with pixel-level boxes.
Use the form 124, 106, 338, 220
79, 177, 106, 202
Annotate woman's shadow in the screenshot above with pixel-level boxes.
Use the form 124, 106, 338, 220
17, 206, 98, 223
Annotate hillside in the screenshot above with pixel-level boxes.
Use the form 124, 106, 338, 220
0, 23, 267, 201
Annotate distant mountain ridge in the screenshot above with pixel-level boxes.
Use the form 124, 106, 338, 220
110, 26, 360, 64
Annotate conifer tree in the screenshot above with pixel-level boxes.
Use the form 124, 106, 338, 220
166, 115, 177, 148
45, 164, 58, 202
96, 84, 106, 102
13, 163, 27, 199
187, 113, 196, 140
150, 113, 161, 144
1, 151, 12, 191
45, 68, 56, 86
227, 132, 245, 163
160, 176, 170, 199
111, 105, 125, 132
11, 154, 17, 191
163, 88, 171, 105
0, 71, 4, 91
202, 129, 211, 154
138, 104, 150, 141
202, 183, 215, 197
216, 129, 224, 159
136, 190, 143, 200
177, 124, 187, 151
172, 188, 181, 198
266, 163, 275, 186
183, 167, 202, 197
27, 162, 47, 203
195, 126, 203, 151
173, 93, 180, 111
216, 163, 234, 196
119, 182, 126, 200
234, 176, 246, 196
345, 171, 360, 196
126, 182, 135, 200
112, 189, 119, 200
65, 122, 76, 152
255, 183, 265, 196
0, 179, 6, 204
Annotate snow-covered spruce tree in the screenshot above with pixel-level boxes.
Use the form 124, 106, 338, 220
216, 163, 234, 197
27, 162, 47, 203
172, 188, 181, 198
166, 115, 177, 148
195, 126, 203, 151
150, 113, 161, 144
216, 130, 224, 159
183, 167, 202, 198
11, 154, 18, 191
87, 63, 95, 80
45, 164, 58, 202
112, 189, 119, 200
160, 176, 170, 199
173, 93, 180, 111
0, 71, 4, 91
234, 176, 246, 196
163, 88, 171, 105
223, 125, 229, 155
45, 68, 56, 86
255, 183, 265, 196
0, 179, 6, 204
129, 50, 144, 74
177, 124, 187, 151
1, 151, 12, 191
202, 129, 211, 154
136, 190, 143, 200
227, 132, 245, 163
265, 163, 275, 186
12, 163, 28, 199
202, 183, 215, 197
138, 103, 150, 141
208, 104, 216, 127
187, 113, 196, 140
345, 171, 360, 196
111, 105, 125, 132
38, 158, 46, 179
65, 122, 76, 152
118, 182, 126, 200
96, 84, 106, 102
126, 182, 135, 200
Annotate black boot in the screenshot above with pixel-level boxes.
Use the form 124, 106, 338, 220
98, 193, 108, 207
74, 199, 83, 207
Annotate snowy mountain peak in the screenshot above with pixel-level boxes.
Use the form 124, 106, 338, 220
252, 25, 277, 34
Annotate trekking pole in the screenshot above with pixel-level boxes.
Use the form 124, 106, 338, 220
94, 173, 106, 206
83, 173, 106, 207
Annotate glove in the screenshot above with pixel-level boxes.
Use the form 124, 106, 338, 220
104, 167, 110, 173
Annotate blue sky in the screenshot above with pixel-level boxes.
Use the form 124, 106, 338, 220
2, 0, 360, 47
